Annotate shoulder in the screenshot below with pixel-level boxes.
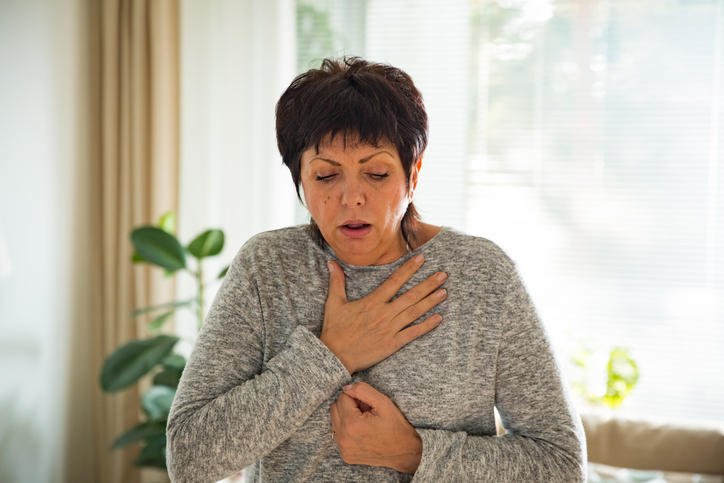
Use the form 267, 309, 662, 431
229, 224, 320, 273
435, 227, 516, 276
240, 225, 313, 254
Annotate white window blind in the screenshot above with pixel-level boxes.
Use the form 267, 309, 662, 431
297, 0, 724, 422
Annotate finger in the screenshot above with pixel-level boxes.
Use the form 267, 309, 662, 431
368, 254, 425, 303
341, 382, 381, 412
326, 261, 348, 306
392, 313, 443, 350
330, 401, 342, 433
389, 270, 447, 315
393, 285, 447, 330
337, 392, 363, 416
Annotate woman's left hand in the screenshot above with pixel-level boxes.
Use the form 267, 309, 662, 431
330, 382, 423, 474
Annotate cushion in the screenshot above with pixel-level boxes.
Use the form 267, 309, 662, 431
589, 462, 724, 483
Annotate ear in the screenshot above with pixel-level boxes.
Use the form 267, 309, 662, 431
409, 156, 422, 200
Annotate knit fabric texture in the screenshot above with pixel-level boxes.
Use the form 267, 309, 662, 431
166, 225, 586, 482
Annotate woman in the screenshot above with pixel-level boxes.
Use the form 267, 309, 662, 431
166, 57, 586, 482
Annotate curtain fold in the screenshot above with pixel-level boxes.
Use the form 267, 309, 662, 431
89, 1, 180, 482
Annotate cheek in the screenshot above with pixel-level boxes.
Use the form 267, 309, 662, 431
305, 186, 335, 217
317, 193, 333, 208
388, 187, 411, 215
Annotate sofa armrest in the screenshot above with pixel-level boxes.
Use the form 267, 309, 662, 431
581, 410, 724, 475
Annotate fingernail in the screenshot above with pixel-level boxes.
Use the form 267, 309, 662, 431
437, 289, 447, 298
414, 254, 424, 263
437, 272, 447, 281
343, 384, 353, 391
327, 261, 334, 271
434, 315, 443, 324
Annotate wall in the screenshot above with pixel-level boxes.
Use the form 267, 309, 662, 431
0, 0, 95, 481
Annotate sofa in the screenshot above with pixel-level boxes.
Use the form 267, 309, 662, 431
581, 410, 724, 482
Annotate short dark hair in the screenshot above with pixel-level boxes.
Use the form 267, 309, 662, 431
275, 56, 428, 247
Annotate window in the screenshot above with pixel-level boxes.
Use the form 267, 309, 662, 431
297, 0, 724, 421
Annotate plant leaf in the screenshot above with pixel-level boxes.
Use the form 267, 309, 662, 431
153, 367, 182, 389
130, 298, 194, 318
133, 434, 167, 469
162, 354, 186, 371
131, 226, 186, 271
142, 385, 176, 421
603, 347, 639, 408
148, 311, 174, 332
218, 265, 230, 279
100, 335, 179, 392
187, 229, 224, 259
111, 421, 166, 449
157, 211, 176, 235
131, 253, 146, 264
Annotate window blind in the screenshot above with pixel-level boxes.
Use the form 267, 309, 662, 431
297, 0, 724, 422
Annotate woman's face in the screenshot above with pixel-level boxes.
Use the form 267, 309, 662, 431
300, 135, 419, 266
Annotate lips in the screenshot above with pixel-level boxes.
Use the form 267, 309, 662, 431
339, 220, 372, 238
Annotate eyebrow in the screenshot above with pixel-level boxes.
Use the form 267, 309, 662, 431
311, 150, 393, 166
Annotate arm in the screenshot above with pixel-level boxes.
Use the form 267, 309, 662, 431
409, 260, 587, 482
165, 249, 350, 483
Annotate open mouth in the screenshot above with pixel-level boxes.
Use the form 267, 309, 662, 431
339, 222, 372, 238
344, 223, 370, 230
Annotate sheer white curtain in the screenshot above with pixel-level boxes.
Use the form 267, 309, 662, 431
178, 0, 297, 345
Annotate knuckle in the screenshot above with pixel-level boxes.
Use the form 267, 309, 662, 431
388, 271, 403, 286
403, 290, 419, 304
406, 304, 421, 320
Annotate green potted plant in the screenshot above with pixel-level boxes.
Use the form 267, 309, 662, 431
570, 344, 640, 408
99, 211, 229, 468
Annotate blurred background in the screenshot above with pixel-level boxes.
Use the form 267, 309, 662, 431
1, 0, 723, 482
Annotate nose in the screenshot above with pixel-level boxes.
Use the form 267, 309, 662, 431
340, 178, 365, 207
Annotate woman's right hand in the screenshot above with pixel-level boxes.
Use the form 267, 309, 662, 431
319, 254, 447, 375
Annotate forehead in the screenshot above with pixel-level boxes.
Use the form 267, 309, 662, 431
307, 132, 397, 158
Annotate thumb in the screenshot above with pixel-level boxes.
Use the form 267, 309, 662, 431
327, 261, 348, 305
342, 382, 383, 411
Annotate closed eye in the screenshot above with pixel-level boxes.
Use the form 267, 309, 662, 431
315, 174, 337, 182
369, 173, 389, 180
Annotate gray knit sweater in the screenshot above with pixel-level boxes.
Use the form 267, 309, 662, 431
166, 225, 586, 482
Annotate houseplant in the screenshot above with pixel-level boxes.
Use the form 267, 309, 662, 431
99, 211, 229, 468
570, 344, 640, 408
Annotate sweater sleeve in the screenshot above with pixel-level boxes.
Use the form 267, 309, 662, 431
166, 245, 351, 483
410, 259, 587, 482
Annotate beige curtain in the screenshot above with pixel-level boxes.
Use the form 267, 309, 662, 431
88, 1, 180, 482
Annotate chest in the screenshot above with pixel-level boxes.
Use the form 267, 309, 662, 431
259, 270, 501, 435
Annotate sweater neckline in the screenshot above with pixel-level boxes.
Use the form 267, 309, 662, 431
318, 226, 452, 272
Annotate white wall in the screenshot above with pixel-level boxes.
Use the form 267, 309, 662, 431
0, 0, 95, 482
